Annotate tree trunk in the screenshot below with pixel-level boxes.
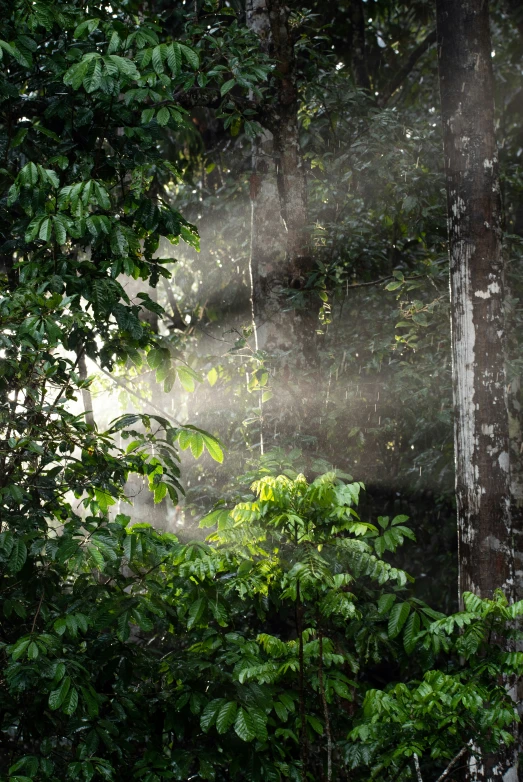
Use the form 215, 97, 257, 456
349, 0, 371, 91
436, 1, 516, 777
247, 0, 318, 454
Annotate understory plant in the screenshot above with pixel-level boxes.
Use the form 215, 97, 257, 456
2, 463, 522, 782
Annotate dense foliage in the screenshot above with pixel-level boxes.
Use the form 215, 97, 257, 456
2, 0, 523, 781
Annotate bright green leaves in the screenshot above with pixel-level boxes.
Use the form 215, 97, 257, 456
176, 427, 224, 463
374, 515, 415, 556
146, 346, 204, 395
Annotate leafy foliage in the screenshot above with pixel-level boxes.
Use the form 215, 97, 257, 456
1, 0, 522, 780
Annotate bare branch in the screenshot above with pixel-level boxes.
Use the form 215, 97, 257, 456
434, 746, 469, 782
95, 364, 182, 426
378, 29, 437, 107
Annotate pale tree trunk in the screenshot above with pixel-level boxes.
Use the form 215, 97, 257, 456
77, 347, 95, 429
247, 0, 317, 454
436, 1, 517, 779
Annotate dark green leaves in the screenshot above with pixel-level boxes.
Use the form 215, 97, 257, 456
234, 708, 256, 742
216, 701, 238, 733
49, 676, 71, 711
388, 602, 411, 639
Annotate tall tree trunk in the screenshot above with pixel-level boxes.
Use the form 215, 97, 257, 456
349, 0, 371, 91
436, 1, 516, 778
247, 0, 317, 454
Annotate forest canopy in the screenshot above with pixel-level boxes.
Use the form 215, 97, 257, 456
1, 1, 523, 781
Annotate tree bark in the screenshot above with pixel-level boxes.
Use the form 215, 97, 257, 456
77, 347, 95, 429
436, 1, 517, 777
246, 0, 318, 454
349, 0, 371, 91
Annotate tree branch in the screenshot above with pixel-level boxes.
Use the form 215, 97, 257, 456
413, 754, 423, 782
96, 364, 182, 426
378, 29, 437, 107
433, 746, 469, 782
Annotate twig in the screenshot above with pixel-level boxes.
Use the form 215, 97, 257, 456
346, 258, 448, 291
96, 364, 182, 426
31, 589, 45, 633
434, 746, 469, 782
378, 29, 437, 107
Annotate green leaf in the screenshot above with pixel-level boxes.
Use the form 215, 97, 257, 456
74, 18, 100, 38
385, 280, 403, 291
94, 182, 111, 210
220, 78, 236, 96
207, 367, 218, 386
11, 638, 30, 661
403, 611, 421, 654
63, 687, 79, 715
388, 602, 411, 639
391, 514, 409, 526
251, 708, 268, 742
53, 215, 68, 244
201, 699, 225, 732
9, 540, 27, 572
147, 348, 165, 370
156, 107, 170, 126
152, 44, 165, 74
187, 596, 206, 629
153, 482, 167, 504
64, 59, 90, 89
216, 701, 237, 734
83, 58, 103, 92
234, 708, 256, 742
39, 218, 52, 242
377, 593, 396, 614
167, 43, 182, 74
306, 714, 323, 735
202, 433, 224, 463
27, 641, 39, 660
141, 108, 155, 124
49, 676, 71, 711
189, 432, 204, 459
177, 365, 198, 392
179, 43, 199, 69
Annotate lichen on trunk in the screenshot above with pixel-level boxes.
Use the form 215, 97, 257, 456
436, 0, 517, 777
